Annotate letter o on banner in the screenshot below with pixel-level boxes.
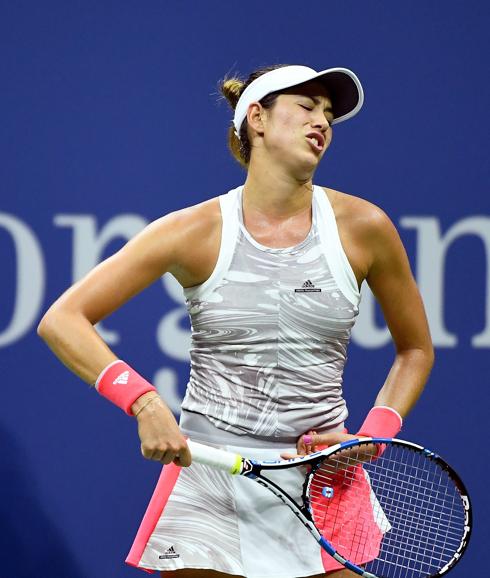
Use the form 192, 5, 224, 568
0, 213, 45, 347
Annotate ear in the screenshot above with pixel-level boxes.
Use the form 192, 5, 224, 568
246, 102, 266, 137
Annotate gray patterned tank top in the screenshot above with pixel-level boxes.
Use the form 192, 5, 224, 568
181, 185, 360, 443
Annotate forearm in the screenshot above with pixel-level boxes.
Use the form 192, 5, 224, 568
38, 307, 191, 465
374, 346, 434, 418
37, 307, 117, 385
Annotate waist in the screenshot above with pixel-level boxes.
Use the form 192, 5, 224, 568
179, 409, 345, 448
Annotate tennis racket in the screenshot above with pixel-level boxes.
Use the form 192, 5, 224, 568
186, 437, 471, 578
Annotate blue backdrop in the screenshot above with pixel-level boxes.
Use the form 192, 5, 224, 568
1, 2, 488, 576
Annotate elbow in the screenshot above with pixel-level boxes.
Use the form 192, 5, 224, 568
428, 344, 435, 369
37, 304, 90, 346
417, 342, 435, 386
37, 304, 67, 344
37, 308, 56, 343
424, 340, 435, 373
396, 341, 435, 380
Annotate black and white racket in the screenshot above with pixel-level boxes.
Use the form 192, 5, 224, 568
186, 437, 471, 578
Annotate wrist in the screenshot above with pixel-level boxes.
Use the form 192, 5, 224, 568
132, 392, 160, 417
356, 406, 403, 439
95, 360, 157, 415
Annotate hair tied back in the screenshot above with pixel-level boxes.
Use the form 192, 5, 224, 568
220, 77, 245, 110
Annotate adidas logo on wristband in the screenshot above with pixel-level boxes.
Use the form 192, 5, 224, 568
97, 360, 157, 415
113, 370, 129, 385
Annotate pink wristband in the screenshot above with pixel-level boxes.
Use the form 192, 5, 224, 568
356, 406, 403, 438
95, 360, 157, 415
356, 406, 402, 459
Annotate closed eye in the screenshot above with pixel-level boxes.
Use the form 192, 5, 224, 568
300, 103, 332, 122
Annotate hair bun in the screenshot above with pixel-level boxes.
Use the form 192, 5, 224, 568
220, 78, 244, 110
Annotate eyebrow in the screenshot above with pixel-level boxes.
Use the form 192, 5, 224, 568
308, 95, 333, 112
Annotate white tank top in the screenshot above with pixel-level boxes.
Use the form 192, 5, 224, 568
181, 185, 360, 443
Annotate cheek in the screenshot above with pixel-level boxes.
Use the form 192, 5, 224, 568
269, 110, 303, 141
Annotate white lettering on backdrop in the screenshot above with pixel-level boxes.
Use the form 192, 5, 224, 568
54, 214, 149, 344
400, 216, 490, 348
2, 212, 488, 411
2, 212, 489, 355
0, 214, 45, 347
353, 216, 490, 349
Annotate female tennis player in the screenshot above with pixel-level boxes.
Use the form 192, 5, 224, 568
38, 64, 434, 578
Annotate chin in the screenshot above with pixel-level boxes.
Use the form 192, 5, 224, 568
270, 146, 321, 178
289, 152, 321, 179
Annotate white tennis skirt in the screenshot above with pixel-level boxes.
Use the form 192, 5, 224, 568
126, 412, 386, 577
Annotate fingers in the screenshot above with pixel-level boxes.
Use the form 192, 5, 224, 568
297, 430, 317, 455
302, 434, 313, 446
311, 432, 353, 447
136, 397, 192, 466
141, 440, 191, 466
296, 431, 357, 455
280, 452, 301, 460
174, 444, 192, 467
282, 430, 318, 459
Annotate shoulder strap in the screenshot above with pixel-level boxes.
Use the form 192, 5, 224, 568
183, 186, 242, 301
314, 186, 360, 306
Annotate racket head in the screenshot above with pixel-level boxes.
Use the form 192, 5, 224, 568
303, 438, 471, 578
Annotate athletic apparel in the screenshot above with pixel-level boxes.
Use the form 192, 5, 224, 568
233, 65, 364, 135
126, 414, 389, 576
181, 185, 360, 444
127, 185, 368, 575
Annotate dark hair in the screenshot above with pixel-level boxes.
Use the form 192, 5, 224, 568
219, 64, 292, 168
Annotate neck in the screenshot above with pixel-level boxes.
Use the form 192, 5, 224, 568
243, 155, 315, 218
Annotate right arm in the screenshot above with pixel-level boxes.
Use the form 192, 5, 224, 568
38, 199, 221, 466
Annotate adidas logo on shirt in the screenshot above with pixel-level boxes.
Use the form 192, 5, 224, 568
294, 279, 322, 293
159, 545, 180, 559
113, 370, 129, 385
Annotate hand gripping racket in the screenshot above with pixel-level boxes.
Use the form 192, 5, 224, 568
186, 438, 471, 578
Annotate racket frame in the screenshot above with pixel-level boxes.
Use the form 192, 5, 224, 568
187, 437, 472, 578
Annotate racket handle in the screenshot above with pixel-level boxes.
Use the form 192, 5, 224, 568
187, 440, 244, 475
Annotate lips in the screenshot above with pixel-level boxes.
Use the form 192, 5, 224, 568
305, 131, 325, 153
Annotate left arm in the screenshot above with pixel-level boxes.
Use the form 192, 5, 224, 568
364, 207, 434, 418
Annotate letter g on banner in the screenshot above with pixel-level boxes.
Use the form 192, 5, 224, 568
54, 213, 148, 344
0, 213, 45, 347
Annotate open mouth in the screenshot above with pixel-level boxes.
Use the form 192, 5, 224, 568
306, 132, 325, 153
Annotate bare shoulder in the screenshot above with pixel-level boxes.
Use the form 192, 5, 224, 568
318, 186, 405, 283
138, 196, 222, 286
322, 186, 404, 256
148, 196, 221, 239
135, 196, 221, 259
323, 186, 395, 236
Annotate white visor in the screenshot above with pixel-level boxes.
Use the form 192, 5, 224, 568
233, 65, 364, 138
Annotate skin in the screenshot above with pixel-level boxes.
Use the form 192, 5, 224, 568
38, 78, 434, 578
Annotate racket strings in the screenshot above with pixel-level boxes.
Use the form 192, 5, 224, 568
367, 448, 466, 576
310, 471, 464, 525
306, 444, 468, 578
374, 449, 466, 576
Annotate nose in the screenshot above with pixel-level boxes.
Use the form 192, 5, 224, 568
312, 112, 330, 133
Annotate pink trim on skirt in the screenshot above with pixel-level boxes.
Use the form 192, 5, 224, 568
126, 463, 182, 572
314, 464, 384, 572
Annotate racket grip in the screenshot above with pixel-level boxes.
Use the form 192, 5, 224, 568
187, 440, 243, 474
